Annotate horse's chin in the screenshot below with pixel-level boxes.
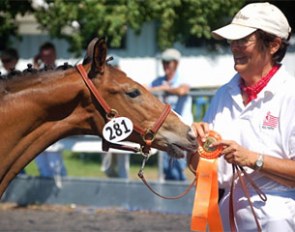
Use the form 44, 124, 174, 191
166, 143, 187, 159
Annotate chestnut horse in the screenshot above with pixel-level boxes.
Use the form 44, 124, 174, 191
0, 38, 197, 198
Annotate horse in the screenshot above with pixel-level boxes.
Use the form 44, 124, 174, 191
0, 38, 198, 198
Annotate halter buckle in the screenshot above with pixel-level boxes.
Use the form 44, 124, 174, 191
106, 108, 118, 120
142, 128, 155, 143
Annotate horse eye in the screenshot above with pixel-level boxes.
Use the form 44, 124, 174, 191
126, 89, 141, 98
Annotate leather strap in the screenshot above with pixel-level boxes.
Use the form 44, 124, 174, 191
150, 104, 171, 134
77, 64, 112, 114
229, 164, 267, 232
138, 156, 196, 200
138, 173, 196, 200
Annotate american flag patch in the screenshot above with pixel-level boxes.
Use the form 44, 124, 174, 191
263, 111, 279, 129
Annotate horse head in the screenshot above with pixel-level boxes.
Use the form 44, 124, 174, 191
81, 38, 198, 158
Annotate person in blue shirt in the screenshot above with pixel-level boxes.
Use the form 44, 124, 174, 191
149, 48, 193, 181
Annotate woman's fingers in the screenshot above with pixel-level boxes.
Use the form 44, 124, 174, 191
192, 122, 210, 142
211, 140, 237, 163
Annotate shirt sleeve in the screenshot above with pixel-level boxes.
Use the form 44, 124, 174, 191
150, 77, 163, 87
203, 87, 223, 124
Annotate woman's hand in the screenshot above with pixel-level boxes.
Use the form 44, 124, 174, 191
212, 140, 258, 168
192, 124, 295, 187
188, 122, 211, 171
191, 122, 210, 142
192, 123, 257, 168
215, 139, 295, 187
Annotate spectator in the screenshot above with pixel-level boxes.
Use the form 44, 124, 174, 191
101, 54, 130, 179
193, 2, 295, 231
33, 42, 57, 69
33, 42, 67, 182
149, 48, 193, 181
1, 48, 20, 75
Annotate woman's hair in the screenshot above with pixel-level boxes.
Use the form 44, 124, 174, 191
256, 29, 290, 63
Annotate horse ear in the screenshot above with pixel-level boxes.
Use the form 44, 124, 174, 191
82, 37, 99, 65
88, 37, 107, 78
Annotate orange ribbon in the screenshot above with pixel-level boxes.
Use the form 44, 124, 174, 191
191, 130, 223, 232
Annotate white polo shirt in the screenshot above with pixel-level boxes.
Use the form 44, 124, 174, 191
204, 65, 295, 191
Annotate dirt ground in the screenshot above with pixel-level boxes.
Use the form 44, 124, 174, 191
0, 203, 191, 232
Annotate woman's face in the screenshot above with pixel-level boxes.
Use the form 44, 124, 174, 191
229, 32, 273, 79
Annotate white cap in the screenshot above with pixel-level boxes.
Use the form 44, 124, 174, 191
161, 48, 181, 61
212, 2, 291, 40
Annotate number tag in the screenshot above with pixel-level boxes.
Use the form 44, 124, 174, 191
102, 117, 133, 142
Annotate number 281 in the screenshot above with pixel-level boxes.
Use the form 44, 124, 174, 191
105, 119, 131, 141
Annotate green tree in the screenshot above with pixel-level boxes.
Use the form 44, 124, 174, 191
0, 0, 33, 50
1, 0, 245, 54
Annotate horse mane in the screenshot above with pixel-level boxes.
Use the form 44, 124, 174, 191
0, 63, 76, 95
0, 58, 114, 90
0, 62, 74, 80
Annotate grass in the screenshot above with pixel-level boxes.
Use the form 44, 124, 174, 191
24, 151, 195, 181
24, 150, 161, 180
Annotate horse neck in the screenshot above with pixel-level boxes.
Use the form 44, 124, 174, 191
0, 68, 104, 188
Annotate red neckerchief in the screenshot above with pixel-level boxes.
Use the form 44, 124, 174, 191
240, 64, 280, 104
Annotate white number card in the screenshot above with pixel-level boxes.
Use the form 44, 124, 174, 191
102, 117, 133, 142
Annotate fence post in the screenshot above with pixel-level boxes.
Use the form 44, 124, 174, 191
158, 151, 165, 182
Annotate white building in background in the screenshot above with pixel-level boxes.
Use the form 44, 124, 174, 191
2, 14, 295, 88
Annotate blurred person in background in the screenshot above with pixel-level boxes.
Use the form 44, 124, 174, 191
149, 48, 193, 181
33, 42, 57, 70
0, 48, 20, 76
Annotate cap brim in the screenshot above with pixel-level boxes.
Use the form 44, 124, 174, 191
161, 57, 178, 61
212, 24, 257, 40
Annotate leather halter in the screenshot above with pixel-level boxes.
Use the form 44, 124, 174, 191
76, 64, 171, 155
230, 164, 267, 232
76, 64, 196, 200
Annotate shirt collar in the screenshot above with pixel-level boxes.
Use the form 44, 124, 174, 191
228, 65, 289, 99
165, 71, 179, 85
259, 65, 289, 98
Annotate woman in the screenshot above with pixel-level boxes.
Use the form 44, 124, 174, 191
193, 2, 295, 231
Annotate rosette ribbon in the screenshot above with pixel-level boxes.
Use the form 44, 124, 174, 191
191, 130, 224, 232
